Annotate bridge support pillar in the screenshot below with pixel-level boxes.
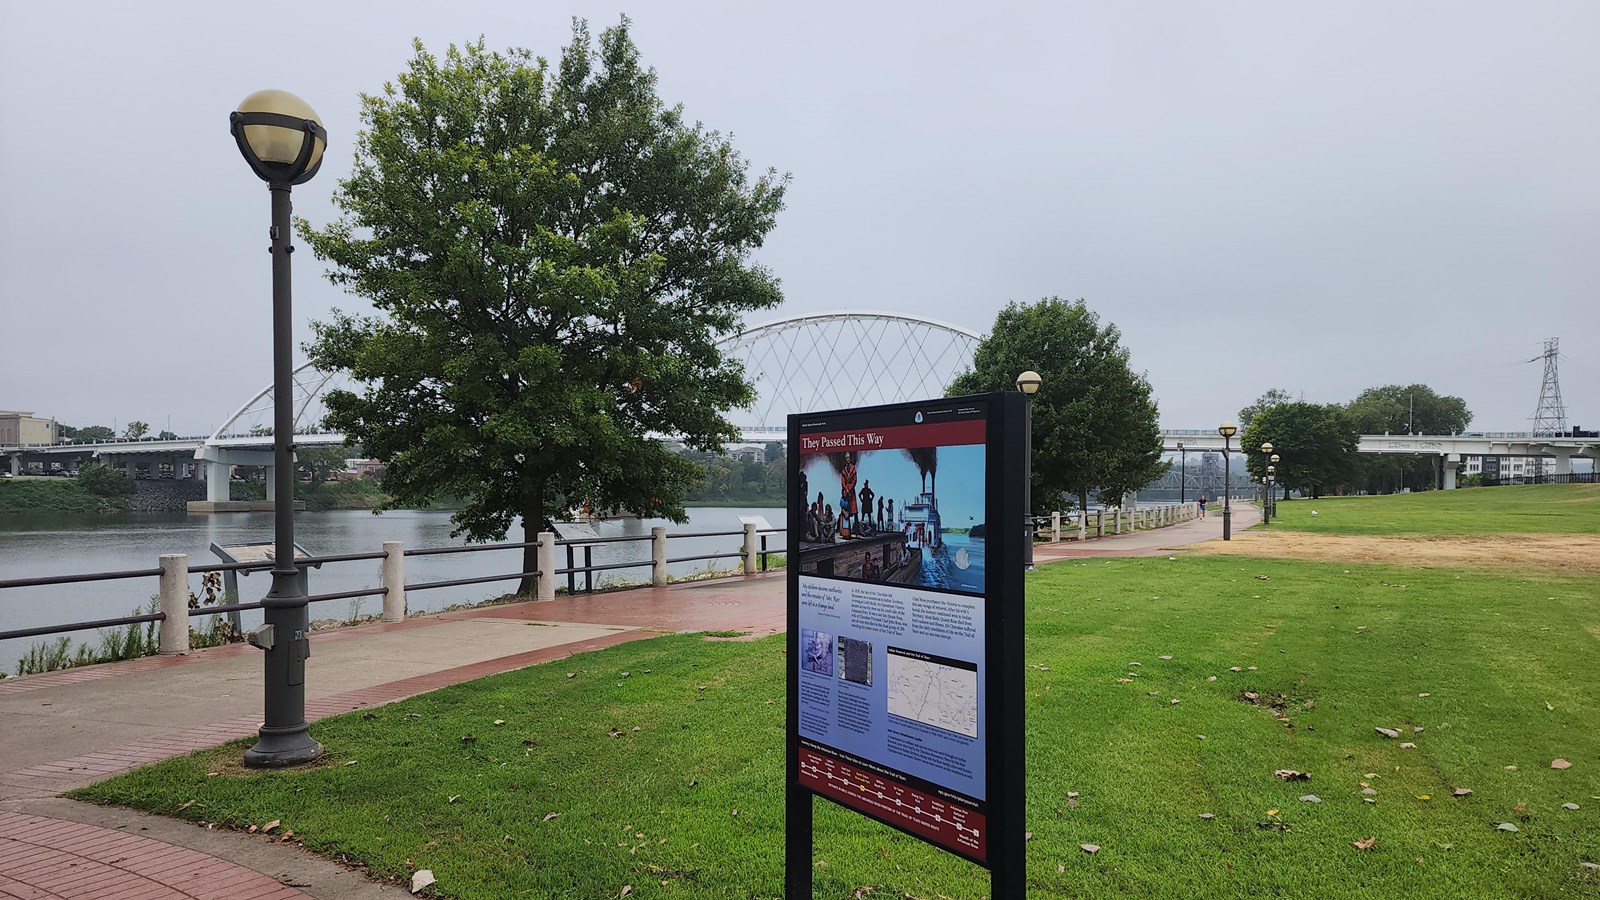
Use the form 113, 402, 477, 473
6, 455, 17, 476
1551, 450, 1573, 477
1441, 454, 1459, 490
206, 461, 231, 502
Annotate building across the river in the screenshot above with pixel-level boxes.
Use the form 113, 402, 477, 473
0, 410, 59, 445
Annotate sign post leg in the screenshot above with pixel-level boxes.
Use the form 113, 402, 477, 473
786, 784, 813, 898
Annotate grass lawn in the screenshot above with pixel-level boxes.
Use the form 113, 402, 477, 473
1262, 484, 1600, 536
73, 546, 1600, 898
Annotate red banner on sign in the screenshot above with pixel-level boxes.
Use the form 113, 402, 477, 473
796, 420, 985, 455
798, 746, 987, 863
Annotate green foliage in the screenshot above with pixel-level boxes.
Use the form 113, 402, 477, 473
70, 425, 115, 443
1344, 384, 1474, 494
0, 479, 121, 513
78, 550, 1600, 897
75, 460, 136, 501
1238, 388, 1293, 429
15, 602, 159, 675
1241, 402, 1358, 498
295, 445, 351, 484
156, 430, 178, 441
124, 421, 149, 440
302, 25, 787, 591
948, 297, 1166, 511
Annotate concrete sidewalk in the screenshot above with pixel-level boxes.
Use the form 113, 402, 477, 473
0, 502, 1256, 899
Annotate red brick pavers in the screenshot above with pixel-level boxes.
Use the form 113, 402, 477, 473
0, 810, 309, 899
0, 573, 785, 897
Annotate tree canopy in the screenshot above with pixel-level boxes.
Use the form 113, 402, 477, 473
947, 298, 1166, 512
303, 24, 786, 592
1238, 388, 1293, 429
1343, 384, 1472, 493
1240, 402, 1358, 498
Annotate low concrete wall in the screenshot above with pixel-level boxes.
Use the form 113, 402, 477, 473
131, 480, 206, 512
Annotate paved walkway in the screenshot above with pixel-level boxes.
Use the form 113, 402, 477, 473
0, 503, 1255, 898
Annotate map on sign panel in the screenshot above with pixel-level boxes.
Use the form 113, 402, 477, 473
886, 649, 978, 738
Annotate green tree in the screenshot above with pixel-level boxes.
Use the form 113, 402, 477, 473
1344, 384, 1472, 493
75, 460, 135, 501
304, 25, 786, 592
1238, 388, 1294, 429
156, 430, 178, 441
124, 421, 149, 440
71, 426, 115, 444
1241, 402, 1358, 499
295, 446, 351, 484
947, 298, 1167, 513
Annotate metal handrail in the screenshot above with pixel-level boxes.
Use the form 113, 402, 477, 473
403, 540, 541, 558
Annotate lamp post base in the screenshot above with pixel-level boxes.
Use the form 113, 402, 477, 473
1222, 509, 1231, 541
243, 725, 322, 768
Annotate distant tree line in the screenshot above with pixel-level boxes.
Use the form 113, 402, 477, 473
1238, 384, 1473, 498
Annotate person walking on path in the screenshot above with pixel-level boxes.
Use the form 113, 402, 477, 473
1198, 495, 1208, 518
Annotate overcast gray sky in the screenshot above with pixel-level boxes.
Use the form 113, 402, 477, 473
3, 1, 1596, 437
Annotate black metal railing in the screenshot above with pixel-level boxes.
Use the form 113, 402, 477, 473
1481, 473, 1600, 487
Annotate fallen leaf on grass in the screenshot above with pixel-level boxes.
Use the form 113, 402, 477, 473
1353, 837, 1376, 851
620, 886, 632, 898
1552, 759, 1573, 770
1080, 843, 1100, 854
1362, 788, 1378, 796
1496, 823, 1520, 832
1417, 795, 1431, 801
1546, 702, 1554, 711
1299, 795, 1321, 803
1562, 803, 1581, 810
493, 719, 506, 726
1206, 675, 1217, 682
1274, 770, 1310, 781
1454, 788, 1472, 797
1506, 765, 1519, 771
1376, 727, 1400, 739
1200, 813, 1215, 820
411, 870, 435, 893
542, 811, 560, 822
1117, 678, 1133, 684
1400, 743, 1417, 750
1159, 655, 1173, 660
1230, 666, 1243, 672
566, 673, 575, 679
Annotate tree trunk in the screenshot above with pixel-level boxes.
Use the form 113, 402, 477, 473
1079, 488, 1090, 520
519, 484, 545, 596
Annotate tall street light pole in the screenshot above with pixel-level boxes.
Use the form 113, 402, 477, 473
1219, 422, 1237, 540
1177, 441, 1186, 504
1269, 453, 1281, 518
1259, 442, 1274, 525
1016, 370, 1042, 571
231, 89, 327, 769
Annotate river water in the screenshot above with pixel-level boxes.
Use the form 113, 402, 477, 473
0, 506, 783, 675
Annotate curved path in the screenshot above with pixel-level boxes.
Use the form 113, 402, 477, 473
0, 502, 1255, 898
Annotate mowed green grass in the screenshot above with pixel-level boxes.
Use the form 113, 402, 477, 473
1262, 483, 1600, 536
74, 554, 1600, 898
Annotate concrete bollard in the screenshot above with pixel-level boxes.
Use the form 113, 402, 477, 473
1096, 509, 1104, 537
1051, 511, 1061, 543
158, 553, 189, 655
651, 526, 668, 587
1078, 510, 1088, 542
381, 540, 406, 622
743, 522, 759, 575
536, 531, 556, 600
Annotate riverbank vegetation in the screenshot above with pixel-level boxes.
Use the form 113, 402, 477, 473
74, 487, 1600, 897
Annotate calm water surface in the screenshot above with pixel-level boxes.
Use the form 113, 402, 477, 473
0, 506, 783, 675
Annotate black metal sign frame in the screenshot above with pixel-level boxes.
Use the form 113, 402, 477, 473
785, 391, 1027, 898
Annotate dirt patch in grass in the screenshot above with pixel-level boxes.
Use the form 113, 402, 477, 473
1185, 530, 1600, 574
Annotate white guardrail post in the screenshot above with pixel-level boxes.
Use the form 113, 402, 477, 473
158, 553, 189, 655
744, 522, 759, 575
1051, 511, 1061, 542
381, 540, 405, 622
651, 526, 668, 587
537, 532, 557, 600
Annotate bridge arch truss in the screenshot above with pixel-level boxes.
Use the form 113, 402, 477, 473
715, 310, 983, 439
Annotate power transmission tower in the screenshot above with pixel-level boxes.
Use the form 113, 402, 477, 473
1530, 338, 1566, 436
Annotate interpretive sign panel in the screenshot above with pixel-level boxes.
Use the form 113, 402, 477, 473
786, 393, 1026, 896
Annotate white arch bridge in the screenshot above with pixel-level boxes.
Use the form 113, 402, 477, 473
7, 311, 1592, 499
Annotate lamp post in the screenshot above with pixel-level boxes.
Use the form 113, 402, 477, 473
1266, 465, 1276, 524
1269, 453, 1281, 518
231, 90, 327, 769
1016, 370, 1042, 570
1219, 422, 1237, 540
1259, 442, 1274, 525
1177, 441, 1186, 504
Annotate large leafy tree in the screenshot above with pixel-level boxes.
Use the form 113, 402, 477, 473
303, 24, 786, 592
947, 298, 1167, 513
1344, 384, 1472, 493
1241, 402, 1358, 499
1238, 388, 1293, 429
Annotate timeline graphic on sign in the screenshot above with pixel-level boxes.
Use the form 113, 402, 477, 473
786, 394, 1024, 885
